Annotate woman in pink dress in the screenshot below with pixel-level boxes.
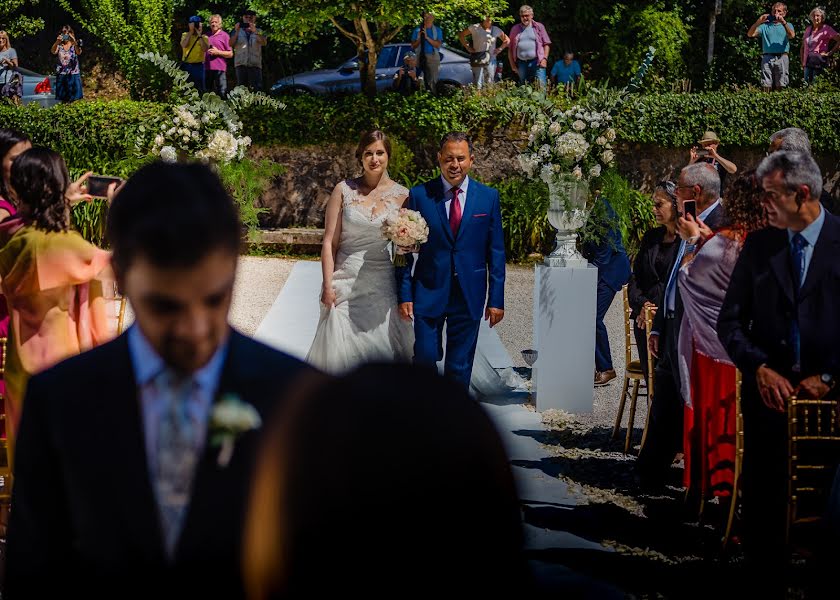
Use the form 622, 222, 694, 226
802, 6, 840, 83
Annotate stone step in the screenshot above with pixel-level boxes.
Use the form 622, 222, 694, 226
249, 228, 324, 254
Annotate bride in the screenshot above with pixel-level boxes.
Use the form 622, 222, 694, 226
306, 130, 522, 396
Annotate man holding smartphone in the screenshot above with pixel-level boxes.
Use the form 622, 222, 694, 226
748, 3, 795, 91
411, 13, 443, 93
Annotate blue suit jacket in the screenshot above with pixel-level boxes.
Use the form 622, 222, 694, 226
396, 176, 506, 320
581, 198, 631, 292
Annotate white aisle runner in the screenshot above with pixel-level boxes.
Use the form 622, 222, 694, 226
254, 260, 514, 369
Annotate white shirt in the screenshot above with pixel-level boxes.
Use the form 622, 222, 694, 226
441, 174, 469, 219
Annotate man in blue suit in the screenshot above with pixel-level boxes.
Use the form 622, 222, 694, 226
582, 197, 631, 386
396, 132, 506, 390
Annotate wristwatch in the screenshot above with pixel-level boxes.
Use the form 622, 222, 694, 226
820, 373, 835, 389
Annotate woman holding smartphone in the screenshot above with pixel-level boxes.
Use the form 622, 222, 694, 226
51, 25, 83, 103
0, 31, 22, 103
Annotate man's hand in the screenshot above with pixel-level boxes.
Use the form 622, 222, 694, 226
796, 375, 831, 399
689, 146, 698, 163
485, 307, 504, 328
648, 333, 659, 359
756, 365, 794, 412
538, 58, 547, 68
759, 13, 770, 24
399, 302, 414, 322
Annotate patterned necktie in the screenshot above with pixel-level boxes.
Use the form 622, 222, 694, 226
155, 370, 200, 559
449, 187, 462, 237
790, 233, 809, 372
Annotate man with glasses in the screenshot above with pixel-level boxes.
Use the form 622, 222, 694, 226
508, 5, 551, 86
637, 162, 728, 491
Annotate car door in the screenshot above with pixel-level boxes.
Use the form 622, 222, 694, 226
323, 58, 364, 94
374, 45, 401, 93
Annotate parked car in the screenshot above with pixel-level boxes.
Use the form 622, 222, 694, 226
270, 43, 472, 95
19, 68, 57, 107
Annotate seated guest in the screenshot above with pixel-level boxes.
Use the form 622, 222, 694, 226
393, 51, 422, 94
627, 181, 679, 383
676, 171, 767, 500
550, 51, 581, 90
582, 196, 631, 386
244, 363, 530, 598
718, 151, 840, 584
0, 147, 112, 447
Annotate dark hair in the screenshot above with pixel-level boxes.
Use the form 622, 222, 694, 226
725, 169, 768, 234
354, 130, 391, 165
0, 128, 31, 199
654, 180, 678, 218
9, 147, 71, 232
248, 363, 530, 597
439, 131, 474, 154
107, 161, 241, 276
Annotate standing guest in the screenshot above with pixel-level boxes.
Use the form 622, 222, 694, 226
689, 130, 737, 191
627, 181, 680, 385
637, 163, 727, 489
393, 52, 423, 95
0, 31, 22, 103
718, 151, 840, 586
232, 9, 267, 91
4, 161, 313, 599
550, 51, 581, 90
180, 15, 209, 93
0, 148, 111, 449
677, 171, 767, 501
747, 2, 795, 91
508, 5, 551, 86
768, 127, 840, 214
582, 197, 631, 386
801, 7, 839, 84
205, 14, 233, 97
411, 12, 443, 93
51, 25, 83, 103
459, 16, 509, 89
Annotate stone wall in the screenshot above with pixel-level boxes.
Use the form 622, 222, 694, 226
252, 142, 840, 229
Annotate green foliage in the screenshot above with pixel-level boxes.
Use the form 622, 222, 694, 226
496, 177, 554, 262
595, 169, 655, 259
216, 159, 284, 240
56, 0, 174, 96
0, 0, 44, 37
71, 200, 109, 248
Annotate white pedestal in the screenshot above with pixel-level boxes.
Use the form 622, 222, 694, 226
533, 263, 598, 413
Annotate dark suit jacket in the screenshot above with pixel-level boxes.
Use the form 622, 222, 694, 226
627, 226, 678, 318
395, 177, 506, 320
581, 198, 631, 292
718, 211, 840, 393
5, 329, 312, 599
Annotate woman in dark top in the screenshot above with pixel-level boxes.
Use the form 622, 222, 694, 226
628, 180, 680, 381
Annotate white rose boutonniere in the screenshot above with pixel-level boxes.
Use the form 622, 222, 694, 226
209, 394, 262, 468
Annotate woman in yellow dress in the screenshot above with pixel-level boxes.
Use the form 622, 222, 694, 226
0, 147, 114, 445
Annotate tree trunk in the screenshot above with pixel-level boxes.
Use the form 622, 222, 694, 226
362, 45, 378, 97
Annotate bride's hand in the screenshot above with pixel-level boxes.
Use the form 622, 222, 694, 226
321, 286, 337, 308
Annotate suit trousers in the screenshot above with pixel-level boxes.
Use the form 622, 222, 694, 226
636, 314, 683, 486
595, 281, 616, 371
414, 277, 481, 391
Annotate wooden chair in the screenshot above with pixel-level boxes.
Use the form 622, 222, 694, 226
612, 285, 649, 454
117, 294, 128, 335
722, 369, 744, 549
639, 304, 657, 450
786, 395, 840, 545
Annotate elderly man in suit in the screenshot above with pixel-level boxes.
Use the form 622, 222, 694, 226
5, 162, 312, 599
718, 151, 840, 578
636, 162, 727, 489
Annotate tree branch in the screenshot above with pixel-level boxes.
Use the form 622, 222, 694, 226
329, 16, 363, 46
358, 17, 376, 50
380, 25, 403, 47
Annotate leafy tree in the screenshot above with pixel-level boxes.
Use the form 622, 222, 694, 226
1, 0, 44, 37
56, 0, 174, 92
255, 0, 508, 96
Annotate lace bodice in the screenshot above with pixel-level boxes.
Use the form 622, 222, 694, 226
338, 179, 408, 258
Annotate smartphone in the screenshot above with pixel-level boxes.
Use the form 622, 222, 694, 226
694, 146, 709, 158
682, 199, 697, 220
87, 175, 122, 198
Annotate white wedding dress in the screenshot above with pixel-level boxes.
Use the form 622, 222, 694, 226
306, 178, 524, 397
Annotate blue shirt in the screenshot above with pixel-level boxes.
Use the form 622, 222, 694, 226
757, 22, 793, 53
411, 24, 443, 55
787, 204, 825, 286
550, 59, 581, 84
128, 325, 229, 478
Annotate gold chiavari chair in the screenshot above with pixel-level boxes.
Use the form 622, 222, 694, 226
0, 336, 10, 514
117, 294, 128, 335
640, 304, 657, 450
612, 285, 649, 454
722, 369, 744, 549
786, 395, 840, 546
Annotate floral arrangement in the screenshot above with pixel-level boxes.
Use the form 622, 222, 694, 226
381, 208, 429, 267
209, 394, 262, 467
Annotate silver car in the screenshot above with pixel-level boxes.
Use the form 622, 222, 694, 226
18, 68, 57, 107
270, 43, 473, 95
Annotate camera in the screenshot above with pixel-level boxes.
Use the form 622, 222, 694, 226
694, 145, 709, 158
61, 34, 70, 42
239, 20, 249, 30
767, 14, 776, 24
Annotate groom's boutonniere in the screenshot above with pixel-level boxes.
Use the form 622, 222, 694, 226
209, 394, 262, 468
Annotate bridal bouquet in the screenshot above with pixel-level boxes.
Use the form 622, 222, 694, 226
381, 208, 429, 267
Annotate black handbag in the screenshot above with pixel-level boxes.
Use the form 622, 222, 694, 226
806, 52, 827, 68
470, 50, 491, 67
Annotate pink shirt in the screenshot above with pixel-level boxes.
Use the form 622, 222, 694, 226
205, 29, 231, 71
803, 24, 839, 62
509, 21, 552, 64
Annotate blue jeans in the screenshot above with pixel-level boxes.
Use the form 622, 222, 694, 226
516, 59, 546, 86
181, 62, 205, 93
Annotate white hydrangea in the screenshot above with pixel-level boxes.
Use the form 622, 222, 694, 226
602, 149, 615, 164
595, 136, 607, 146
204, 129, 239, 163
538, 144, 552, 159
590, 120, 601, 129
173, 116, 181, 125
548, 121, 564, 136
589, 164, 602, 178
517, 154, 539, 177
159, 146, 177, 162
154, 134, 164, 146
166, 127, 176, 137
174, 105, 200, 129
539, 164, 554, 184
572, 120, 587, 132
572, 166, 583, 179
605, 128, 617, 142
555, 132, 590, 160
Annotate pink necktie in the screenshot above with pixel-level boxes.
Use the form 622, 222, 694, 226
449, 187, 462, 236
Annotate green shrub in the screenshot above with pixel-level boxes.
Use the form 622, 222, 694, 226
496, 177, 554, 262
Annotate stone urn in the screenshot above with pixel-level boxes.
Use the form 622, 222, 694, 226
545, 176, 591, 268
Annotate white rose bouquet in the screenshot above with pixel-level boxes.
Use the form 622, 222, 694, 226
381, 208, 429, 267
